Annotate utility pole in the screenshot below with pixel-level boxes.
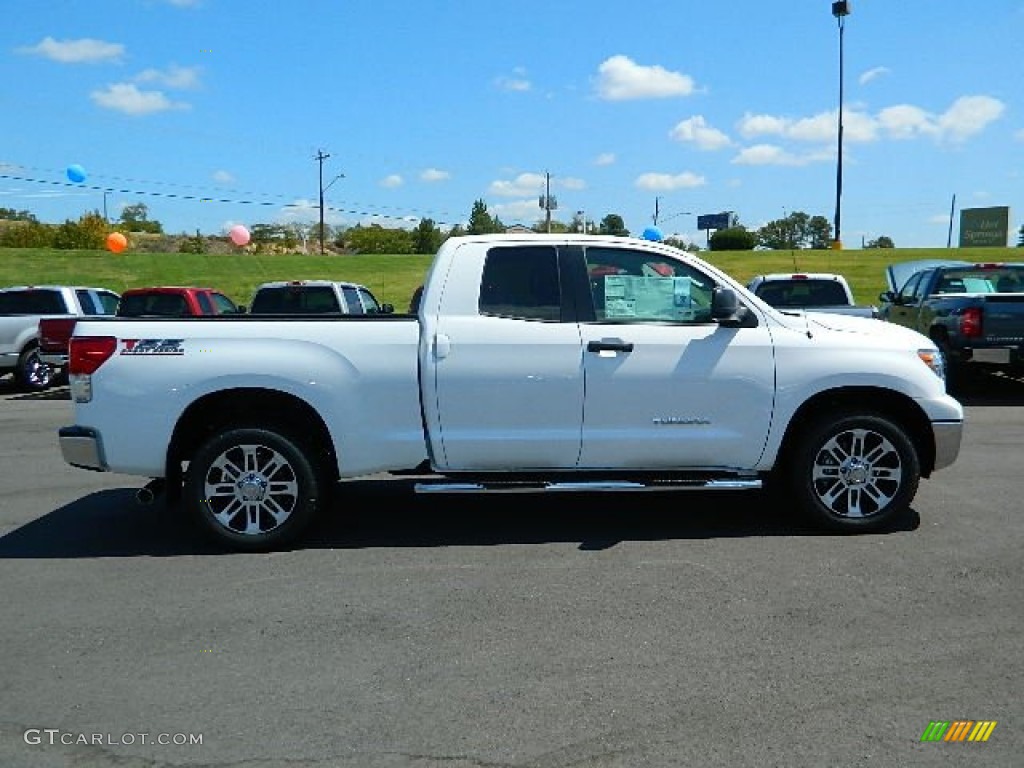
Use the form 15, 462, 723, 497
831, 1, 851, 249
653, 196, 660, 226
947, 193, 956, 248
315, 149, 330, 254
538, 171, 557, 233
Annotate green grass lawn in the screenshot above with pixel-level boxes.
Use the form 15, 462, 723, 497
2, 244, 1020, 311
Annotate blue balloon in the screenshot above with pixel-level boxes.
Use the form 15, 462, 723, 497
66, 164, 86, 183
642, 226, 663, 242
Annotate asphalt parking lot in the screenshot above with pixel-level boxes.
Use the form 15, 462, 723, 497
1, 374, 1022, 768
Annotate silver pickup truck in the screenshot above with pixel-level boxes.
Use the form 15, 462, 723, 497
0, 285, 120, 391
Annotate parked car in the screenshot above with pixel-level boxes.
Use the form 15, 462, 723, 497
0, 285, 119, 391
878, 259, 1024, 381
116, 286, 243, 317
747, 273, 878, 318
248, 280, 393, 315
40, 287, 241, 376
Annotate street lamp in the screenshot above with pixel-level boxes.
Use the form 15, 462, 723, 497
831, 1, 851, 250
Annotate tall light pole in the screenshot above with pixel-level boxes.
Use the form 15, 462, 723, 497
831, 1, 850, 250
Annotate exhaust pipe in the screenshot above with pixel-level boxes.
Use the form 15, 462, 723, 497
136, 478, 166, 505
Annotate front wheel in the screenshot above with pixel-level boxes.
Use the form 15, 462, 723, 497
786, 412, 920, 533
184, 427, 322, 551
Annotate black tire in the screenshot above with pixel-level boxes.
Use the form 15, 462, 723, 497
184, 426, 322, 551
786, 412, 920, 533
15, 344, 54, 392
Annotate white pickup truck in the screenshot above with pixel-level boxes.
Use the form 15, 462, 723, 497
747, 272, 879, 318
58, 234, 964, 551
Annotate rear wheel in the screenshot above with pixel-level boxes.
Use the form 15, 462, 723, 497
787, 412, 919, 533
184, 426, 321, 551
15, 345, 54, 392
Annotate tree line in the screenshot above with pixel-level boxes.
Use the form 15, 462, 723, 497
0, 201, 933, 253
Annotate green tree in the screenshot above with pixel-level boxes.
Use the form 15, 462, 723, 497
53, 211, 107, 249
119, 202, 163, 234
807, 216, 833, 249
467, 199, 504, 234
597, 213, 629, 237
0, 220, 53, 247
757, 211, 828, 249
412, 218, 442, 254
178, 229, 207, 254
709, 226, 757, 251
345, 224, 413, 254
864, 236, 895, 249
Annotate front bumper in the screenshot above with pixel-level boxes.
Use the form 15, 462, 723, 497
58, 426, 107, 471
932, 420, 963, 472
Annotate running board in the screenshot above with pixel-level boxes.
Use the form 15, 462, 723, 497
414, 478, 762, 494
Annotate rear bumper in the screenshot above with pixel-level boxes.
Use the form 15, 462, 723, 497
932, 420, 963, 472
58, 426, 108, 471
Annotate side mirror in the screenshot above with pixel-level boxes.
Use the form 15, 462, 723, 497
711, 287, 758, 328
878, 291, 896, 304
380, 303, 394, 315
235, 305, 247, 314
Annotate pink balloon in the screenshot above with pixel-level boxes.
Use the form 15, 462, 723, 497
229, 224, 250, 246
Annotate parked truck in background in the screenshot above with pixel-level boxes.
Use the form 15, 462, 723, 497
878, 259, 1024, 382
0, 285, 119, 391
249, 280, 393, 315
58, 234, 963, 551
747, 273, 878, 318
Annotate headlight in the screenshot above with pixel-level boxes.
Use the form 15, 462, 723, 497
917, 347, 946, 382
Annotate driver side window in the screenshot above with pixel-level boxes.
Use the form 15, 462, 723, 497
583, 247, 715, 323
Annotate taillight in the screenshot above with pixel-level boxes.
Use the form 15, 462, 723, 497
69, 336, 117, 375
959, 307, 983, 338
38, 318, 77, 351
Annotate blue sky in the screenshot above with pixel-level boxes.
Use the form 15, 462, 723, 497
2, 0, 1021, 248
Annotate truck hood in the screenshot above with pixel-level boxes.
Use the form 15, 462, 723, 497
776, 309, 934, 349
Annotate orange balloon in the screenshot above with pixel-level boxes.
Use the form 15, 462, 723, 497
106, 232, 128, 253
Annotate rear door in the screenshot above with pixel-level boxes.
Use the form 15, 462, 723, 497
430, 243, 585, 470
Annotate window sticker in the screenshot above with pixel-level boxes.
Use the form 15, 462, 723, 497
603, 276, 695, 321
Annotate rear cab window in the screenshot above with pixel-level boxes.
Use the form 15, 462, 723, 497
0, 289, 68, 314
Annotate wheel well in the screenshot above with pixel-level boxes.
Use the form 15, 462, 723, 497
775, 386, 937, 477
167, 388, 338, 483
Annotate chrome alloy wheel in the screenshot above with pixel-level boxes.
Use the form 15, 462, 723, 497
810, 427, 903, 519
202, 443, 300, 536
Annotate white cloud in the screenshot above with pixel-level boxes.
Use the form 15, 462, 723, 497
489, 172, 545, 197
380, 174, 403, 188
495, 65, 531, 92
859, 66, 890, 85
17, 36, 124, 64
491, 199, 544, 223
731, 145, 828, 167
938, 95, 1005, 143
212, 170, 234, 184
736, 113, 791, 139
594, 152, 616, 166
877, 104, 937, 140
90, 83, 190, 115
420, 168, 450, 182
559, 177, 586, 191
634, 172, 706, 191
669, 116, 731, 150
135, 65, 201, 89
595, 55, 696, 101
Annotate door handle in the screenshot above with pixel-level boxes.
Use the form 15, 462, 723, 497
434, 333, 451, 360
587, 340, 634, 353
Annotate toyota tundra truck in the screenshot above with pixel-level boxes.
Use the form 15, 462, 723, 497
57, 234, 964, 551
